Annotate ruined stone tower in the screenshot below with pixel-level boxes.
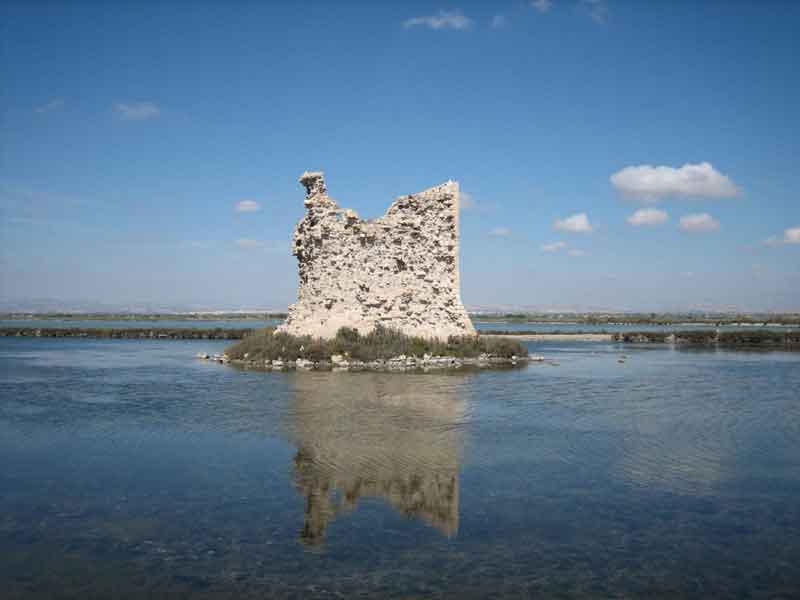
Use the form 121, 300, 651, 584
277, 171, 476, 339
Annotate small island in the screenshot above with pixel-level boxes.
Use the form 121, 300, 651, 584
209, 170, 529, 372
217, 326, 529, 371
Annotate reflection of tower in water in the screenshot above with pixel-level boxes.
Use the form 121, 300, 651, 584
286, 372, 469, 548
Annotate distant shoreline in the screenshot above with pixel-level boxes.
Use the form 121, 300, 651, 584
1, 327, 612, 342
0, 327, 247, 340
1, 311, 799, 327
0, 327, 615, 341
0, 312, 286, 322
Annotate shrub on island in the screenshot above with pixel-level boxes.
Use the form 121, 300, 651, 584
225, 325, 528, 363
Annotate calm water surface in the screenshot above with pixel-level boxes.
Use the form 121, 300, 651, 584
1, 338, 799, 598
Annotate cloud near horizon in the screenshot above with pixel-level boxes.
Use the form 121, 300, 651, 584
35, 98, 64, 113
460, 191, 476, 210
541, 241, 567, 252
680, 213, 720, 233
531, 0, 552, 13
611, 162, 740, 201
765, 227, 800, 246
540, 240, 586, 256
785, 227, 800, 244
489, 227, 511, 237
627, 208, 669, 226
113, 102, 161, 121
554, 212, 593, 233
235, 238, 264, 249
235, 199, 261, 213
403, 10, 472, 30
490, 14, 506, 28
580, 0, 608, 24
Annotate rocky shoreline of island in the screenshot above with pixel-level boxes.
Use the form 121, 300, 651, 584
200, 352, 537, 372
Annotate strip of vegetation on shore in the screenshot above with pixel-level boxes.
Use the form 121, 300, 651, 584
0, 327, 247, 340
225, 326, 528, 363
613, 330, 800, 348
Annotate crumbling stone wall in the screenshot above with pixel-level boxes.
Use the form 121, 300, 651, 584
277, 171, 476, 339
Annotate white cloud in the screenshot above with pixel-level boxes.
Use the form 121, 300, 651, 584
183, 240, 214, 249
460, 191, 476, 210
490, 14, 507, 28
489, 227, 511, 237
610, 162, 740, 201
114, 102, 161, 121
679, 213, 720, 233
784, 227, 800, 244
580, 0, 608, 24
531, 0, 552, 13
765, 227, 800, 246
35, 98, 64, 113
235, 238, 263, 249
541, 241, 567, 252
554, 212, 593, 233
540, 241, 586, 256
403, 10, 473, 30
235, 199, 261, 213
627, 208, 669, 226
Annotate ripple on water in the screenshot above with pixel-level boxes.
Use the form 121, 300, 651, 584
2, 338, 800, 597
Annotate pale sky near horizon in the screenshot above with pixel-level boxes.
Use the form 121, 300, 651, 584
2, 1, 799, 312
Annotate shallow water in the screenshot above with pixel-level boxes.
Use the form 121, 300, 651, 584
2, 337, 799, 598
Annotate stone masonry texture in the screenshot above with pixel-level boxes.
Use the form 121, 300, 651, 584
277, 171, 476, 339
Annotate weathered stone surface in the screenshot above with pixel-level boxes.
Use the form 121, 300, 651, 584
278, 171, 476, 339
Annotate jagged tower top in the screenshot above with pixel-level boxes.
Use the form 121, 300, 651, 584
299, 171, 327, 198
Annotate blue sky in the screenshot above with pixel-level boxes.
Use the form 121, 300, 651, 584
1, 0, 798, 312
